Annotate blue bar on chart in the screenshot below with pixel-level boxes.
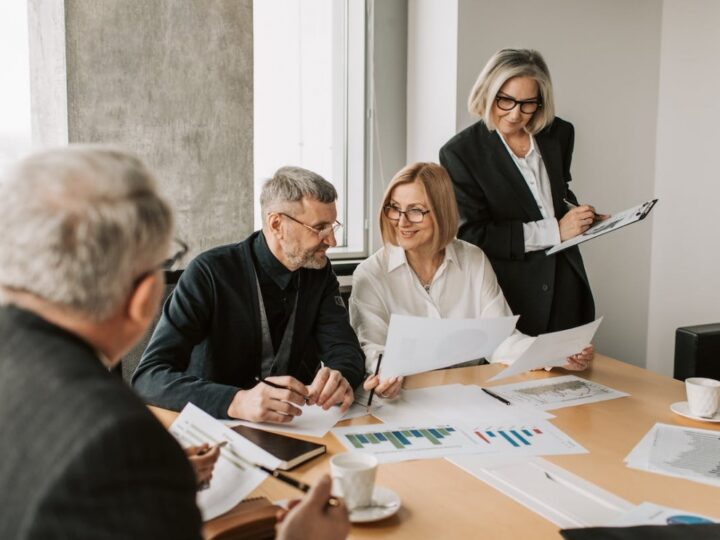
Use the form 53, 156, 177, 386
344, 426, 457, 450
475, 427, 540, 447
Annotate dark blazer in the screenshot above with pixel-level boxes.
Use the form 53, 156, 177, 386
440, 117, 594, 335
132, 231, 365, 418
0, 306, 201, 540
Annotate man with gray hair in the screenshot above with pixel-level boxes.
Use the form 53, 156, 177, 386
133, 166, 365, 423
0, 146, 201, 538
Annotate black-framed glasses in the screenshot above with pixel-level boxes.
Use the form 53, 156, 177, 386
132, 238, 188, 287
279, 212, 343, 240
383, 204, 431, 224
495, 95, 542, 114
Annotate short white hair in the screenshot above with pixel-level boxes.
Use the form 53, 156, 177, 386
0, 145, 174, 320
259, 166, 337, 216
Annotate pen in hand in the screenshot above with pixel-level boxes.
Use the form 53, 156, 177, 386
367, 353, 384, 408
563, 198, 604, 220
255, 376, 310, 403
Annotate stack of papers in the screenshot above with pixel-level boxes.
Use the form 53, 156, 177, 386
488, 375, 629, 411
625, 423, 720, 488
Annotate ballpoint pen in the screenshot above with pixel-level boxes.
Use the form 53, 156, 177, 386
366, 353, 384, 408
481, 387, 511, 406
563, 198, 602, 220
255, 377, 310, 403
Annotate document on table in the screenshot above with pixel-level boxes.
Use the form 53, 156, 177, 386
332, 418, 585, 463
380, 314, 518, 378
170, 403, 281, 521
488, 318, 602, 382
223, 404, 344, 438
625, 422, 720, 488
372, 384, 553, 426
546, 199, 657, 255
609, 502, 719, 526
488, 375, 629, 410
447, 456, 632, 528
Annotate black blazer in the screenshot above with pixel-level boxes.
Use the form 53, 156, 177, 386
132, 231, 365, 418
440, 118, 594, 335
0, 306, 201, 540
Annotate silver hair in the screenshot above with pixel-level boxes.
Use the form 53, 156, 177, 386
0, 145, 174, 320
259, 166, 337, 215
468, 48, 556, 135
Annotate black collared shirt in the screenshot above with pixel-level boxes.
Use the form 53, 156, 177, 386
251, 232, 298, 352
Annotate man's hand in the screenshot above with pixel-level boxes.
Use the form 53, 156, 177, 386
227, 376, 308, 423
306, 367, 354, 412
276, 475, 350, 540
562, 345, 594, 371
363, 375, 404, 400
559, 205, 608, 241
185, 444, 221, 489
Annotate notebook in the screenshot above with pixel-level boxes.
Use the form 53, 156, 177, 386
231, 424, 326, 470
202, 496, 279, 540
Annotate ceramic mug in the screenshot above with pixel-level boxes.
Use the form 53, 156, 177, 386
685, 377, 720, 418
329, 453, 378, 510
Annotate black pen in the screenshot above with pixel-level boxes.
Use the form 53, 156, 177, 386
255, 377, 310, 403
563, 198, 601, 220
482, 387, 511, 406
367, 353, 384, 408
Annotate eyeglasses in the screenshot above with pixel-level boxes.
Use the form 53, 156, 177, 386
495, 95, 542, 114
383, 204, 431, 224
279, 212, 343, 240
132, 238, 189, 287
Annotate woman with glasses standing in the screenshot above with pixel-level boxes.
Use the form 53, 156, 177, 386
440, 48, 607, 339
349, 162, 592, 400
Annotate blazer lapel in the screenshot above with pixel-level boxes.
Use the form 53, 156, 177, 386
535, 132, 567, 218
489, 131, 543, 220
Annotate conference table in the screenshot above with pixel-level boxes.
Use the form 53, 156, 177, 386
151, 355, 720, 539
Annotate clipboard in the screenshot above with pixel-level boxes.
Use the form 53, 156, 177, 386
546, 199, 657, 255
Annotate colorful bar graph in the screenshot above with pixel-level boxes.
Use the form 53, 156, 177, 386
342, 425, 459, 450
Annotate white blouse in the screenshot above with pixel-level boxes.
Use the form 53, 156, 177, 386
349, 239, 533, 373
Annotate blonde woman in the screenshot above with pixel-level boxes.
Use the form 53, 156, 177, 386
440, 49, 607, 337
350, 162, 593, 399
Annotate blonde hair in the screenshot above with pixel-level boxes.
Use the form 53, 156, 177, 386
379, 162, 459, 254
467, 48, 555, 135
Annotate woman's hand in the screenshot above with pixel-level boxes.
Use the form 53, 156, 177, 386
185, 443, 221, 489
363, 375, 404, 400
559, 205, 608, 241
563, 345, 594, 371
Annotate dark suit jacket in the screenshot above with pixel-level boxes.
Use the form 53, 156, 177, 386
440, 117, 595, 335
132, 231, 365, 418
0, 305, 201, 540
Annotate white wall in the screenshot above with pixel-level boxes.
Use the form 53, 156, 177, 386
646, 0, 720, 375
451, 0, 662, 366
406, 0, 457, 163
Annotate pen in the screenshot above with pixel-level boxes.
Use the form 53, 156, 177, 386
367, 353, 384, 408
198, 440, 228, 456
255, 377, 310, 403
563, 198, 601, 219
482, 387, 512, 406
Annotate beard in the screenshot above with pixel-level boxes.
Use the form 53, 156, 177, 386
284, 241, 329, 270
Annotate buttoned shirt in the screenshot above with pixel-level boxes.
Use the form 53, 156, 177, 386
498, 132, 561, 251
349, 239, 533, 373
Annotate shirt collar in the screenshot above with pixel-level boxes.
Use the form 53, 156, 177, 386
497, 131, 540, 160
385, 241, 461, 273
254, 232, 296, 290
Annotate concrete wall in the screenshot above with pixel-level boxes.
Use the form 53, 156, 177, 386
451, 0, 663, 366
30, 0, 254, 257
646, 0, 720, 375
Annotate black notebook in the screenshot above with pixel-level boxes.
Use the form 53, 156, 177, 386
230, 425, 326, 470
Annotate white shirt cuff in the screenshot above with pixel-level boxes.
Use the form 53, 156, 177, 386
523, 218, 561, 252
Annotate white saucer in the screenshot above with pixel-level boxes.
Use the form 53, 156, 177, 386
670, 401, 720, 423
349, 486, 401, 523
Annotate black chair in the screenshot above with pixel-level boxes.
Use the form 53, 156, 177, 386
115, 270, 183, 384
673, 322, 720, 381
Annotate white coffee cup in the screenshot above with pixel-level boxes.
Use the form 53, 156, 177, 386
329, 452, 378, 510
685, 377, 720, 418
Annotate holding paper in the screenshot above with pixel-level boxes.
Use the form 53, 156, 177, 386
380, 314, 518, 378
489, 318, 603, 382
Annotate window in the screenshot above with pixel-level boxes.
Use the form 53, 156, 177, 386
254, 0, 367, 257
0, 0, 32, 174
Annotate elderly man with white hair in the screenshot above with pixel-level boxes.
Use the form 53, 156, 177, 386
0, 147, 350, 540
132, 166, 365, 423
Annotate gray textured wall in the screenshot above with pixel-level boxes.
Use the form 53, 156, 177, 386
60, 0, 254, 256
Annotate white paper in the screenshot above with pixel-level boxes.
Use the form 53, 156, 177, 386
625, 422, 720, 488
222, 403, 344, 438
170, 403, 280, 521
448, 456, 632, 528
610, 502, 719, 526
372, 384, 553, 426
380, 314, 518, 378
332, 418, 585, 463
547, 200, 656, 255
489, 318, 602, 382
489, 375, 629, 410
